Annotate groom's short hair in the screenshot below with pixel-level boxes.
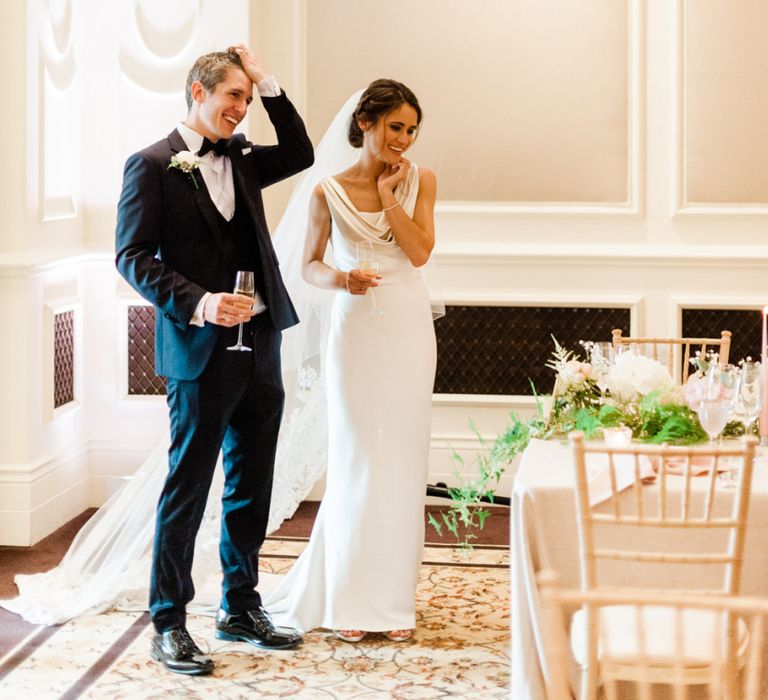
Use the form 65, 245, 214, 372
185, 50, 244, 110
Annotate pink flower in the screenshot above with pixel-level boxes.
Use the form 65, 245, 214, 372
564, 360, 593, 383
565, 360, 582, 374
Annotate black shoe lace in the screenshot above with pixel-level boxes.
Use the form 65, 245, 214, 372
248, 607, 274, 635
170, 628, 202, 657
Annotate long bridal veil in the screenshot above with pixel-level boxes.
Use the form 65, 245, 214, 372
3, 88, 445, 625
1, 91, 365, 626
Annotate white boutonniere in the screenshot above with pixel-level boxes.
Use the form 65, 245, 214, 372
168, 150, 202, 190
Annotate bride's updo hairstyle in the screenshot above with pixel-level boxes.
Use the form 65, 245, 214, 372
348, 79, 422, 148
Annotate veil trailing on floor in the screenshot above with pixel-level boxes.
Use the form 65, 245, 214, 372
2, 88, 444, 625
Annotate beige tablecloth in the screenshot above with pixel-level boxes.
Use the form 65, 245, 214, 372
510, 438, 768, 699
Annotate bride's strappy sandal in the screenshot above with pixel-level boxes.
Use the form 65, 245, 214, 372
335, 629, 366, 643
384, 629, 414, 642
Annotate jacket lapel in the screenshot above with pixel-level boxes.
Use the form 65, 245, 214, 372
229, 147, 280, 290
167, 129, 228, 252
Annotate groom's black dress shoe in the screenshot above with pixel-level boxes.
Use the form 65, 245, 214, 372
150, 627, 214, 676
215, 606, 302, 649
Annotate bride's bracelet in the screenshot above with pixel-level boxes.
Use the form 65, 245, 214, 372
382, 202, 400, 212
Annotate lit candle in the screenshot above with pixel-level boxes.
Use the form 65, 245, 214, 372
760, 306, 768, 444
604, 426, 632, 447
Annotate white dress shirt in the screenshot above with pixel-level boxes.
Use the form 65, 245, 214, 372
183, 76, 280, 325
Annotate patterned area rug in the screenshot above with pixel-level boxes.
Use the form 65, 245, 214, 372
0, 539, 510, 699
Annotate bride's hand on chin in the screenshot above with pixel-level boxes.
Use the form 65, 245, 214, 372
378, 158, 410, 194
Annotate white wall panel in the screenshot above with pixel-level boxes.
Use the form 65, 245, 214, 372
304, 0, 638, 205
3, 0, 768, 544
39, 0, 78, 220
681, 0, 768, 208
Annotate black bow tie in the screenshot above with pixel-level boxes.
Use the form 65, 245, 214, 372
198, 137, 229, 157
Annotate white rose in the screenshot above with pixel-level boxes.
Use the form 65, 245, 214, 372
174, 151, 199, 169
606, 352, 673, 402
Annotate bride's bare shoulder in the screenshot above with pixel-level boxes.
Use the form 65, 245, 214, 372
310, 184, 330, 212
418, 166, 436, 185
311, 183, 327, 197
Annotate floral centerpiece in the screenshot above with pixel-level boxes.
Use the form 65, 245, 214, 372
431, 337, 720, 546
545, 339, 708, 445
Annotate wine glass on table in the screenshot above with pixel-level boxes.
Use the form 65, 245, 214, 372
590, 342, 614, 371
697, 396, 735, 486
355, 240, 385, 316
227, 270, 254, 352
707, 363, 740, 405
697, 399, 732, 443
732, 359, 762, 436
698, 399, 733, 442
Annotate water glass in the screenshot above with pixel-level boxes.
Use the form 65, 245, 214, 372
697, 398, 731, 442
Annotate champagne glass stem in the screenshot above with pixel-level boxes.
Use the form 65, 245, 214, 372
236, 322, 244, 347
369, 288, 380, 313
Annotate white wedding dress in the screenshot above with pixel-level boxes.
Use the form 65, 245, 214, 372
1, 90, 442, 628
265, 166, 437, 632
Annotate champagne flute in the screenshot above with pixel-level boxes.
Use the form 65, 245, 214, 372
733, 360, 762, 434
706, 363, 740, 405
355, 240, 385, 316
227, 270, 254, 352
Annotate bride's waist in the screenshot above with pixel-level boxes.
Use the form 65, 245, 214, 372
372, 268, 422, 286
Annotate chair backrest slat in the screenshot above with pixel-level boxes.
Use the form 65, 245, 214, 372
570, 432, 756, 589
682, 455, 692, 521
703, 454, 718, 521
538, 571, 768, 700
608, 452, 619, 518
611, 329, 731, 383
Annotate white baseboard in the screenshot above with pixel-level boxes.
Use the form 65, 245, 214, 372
0, 447, 90, 546
0, 419, 519, 546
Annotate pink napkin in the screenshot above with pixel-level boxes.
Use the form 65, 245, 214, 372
586, 453, 656, 506
658, 455, 727, 476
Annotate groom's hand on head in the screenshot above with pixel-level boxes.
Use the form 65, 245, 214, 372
228, 44, 267, 85
203, 292, 257, 327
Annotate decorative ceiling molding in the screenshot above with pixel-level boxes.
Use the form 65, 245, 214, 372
134, 0, 199, 59
40, 0, 75, 90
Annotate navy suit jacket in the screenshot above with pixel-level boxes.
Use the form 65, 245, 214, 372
115, 92, 313, 380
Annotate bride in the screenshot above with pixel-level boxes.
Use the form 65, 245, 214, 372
265, 78, 437, 643
2, 83, 441, 633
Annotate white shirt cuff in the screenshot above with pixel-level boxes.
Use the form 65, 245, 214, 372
190, 292, 210, 327
257, 76, 280, 97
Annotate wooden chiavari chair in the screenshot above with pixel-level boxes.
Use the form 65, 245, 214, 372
539, 570, 768, 700
611, 329, 732, 383
566, 431, 757, 698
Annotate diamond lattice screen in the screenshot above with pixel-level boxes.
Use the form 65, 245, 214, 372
53, 310, 74, 408
124, 305, 751, 398
682, 308, 761, 366
434, 306, 631, 396
128, 306, 166, 396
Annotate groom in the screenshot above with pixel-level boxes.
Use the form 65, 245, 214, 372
115, 45, 313, 675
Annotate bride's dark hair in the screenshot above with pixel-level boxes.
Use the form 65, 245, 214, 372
348, 79, 422, 147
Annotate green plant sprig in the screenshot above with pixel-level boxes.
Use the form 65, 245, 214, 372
430, 341, 734, 548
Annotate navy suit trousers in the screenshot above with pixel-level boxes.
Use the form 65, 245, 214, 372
149, 315, 284, 632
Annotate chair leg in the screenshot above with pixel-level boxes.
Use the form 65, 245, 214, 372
580, 665, 597, 700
